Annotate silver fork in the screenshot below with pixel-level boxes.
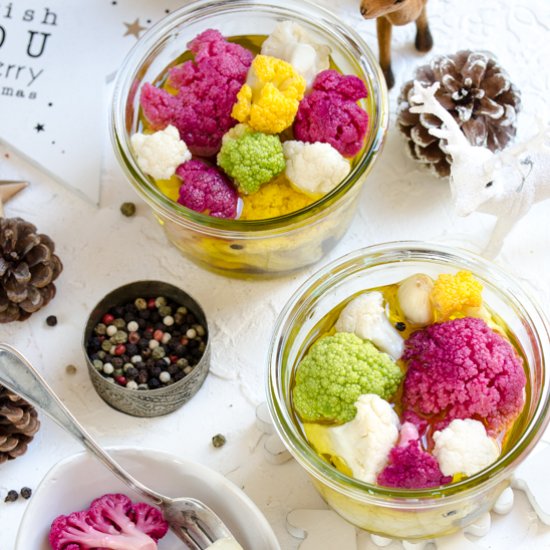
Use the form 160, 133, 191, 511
0, 344, 239, 550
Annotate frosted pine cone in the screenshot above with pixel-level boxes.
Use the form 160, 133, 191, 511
398, 50, 521, 177
0, 217, 63, 322
0, 385, 40, 463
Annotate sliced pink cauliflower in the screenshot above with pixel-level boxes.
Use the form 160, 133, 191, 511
377, 422, 452, 489
402, 317, 526, 436
176, 159, 238, 218
293, 69, 369, 157
140, 29, 253, 157
49, 493, 168, 550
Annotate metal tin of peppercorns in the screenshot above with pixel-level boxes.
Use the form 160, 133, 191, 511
83, 281, 210, 417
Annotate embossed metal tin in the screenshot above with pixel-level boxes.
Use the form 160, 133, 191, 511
83, 281, 210, 417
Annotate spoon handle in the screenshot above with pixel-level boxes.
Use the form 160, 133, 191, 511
0, 344, 165, 505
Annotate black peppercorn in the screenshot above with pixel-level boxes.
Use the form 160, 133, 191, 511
4, 490, 18, 502
395, 322, 407, 332
20, 487, 32, 499
46, 315, 58, 326
148, 377, 161, 389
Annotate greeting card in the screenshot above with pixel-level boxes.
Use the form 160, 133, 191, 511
0, 0, 188, 204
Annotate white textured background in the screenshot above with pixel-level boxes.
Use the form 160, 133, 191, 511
0, 0, 549, 548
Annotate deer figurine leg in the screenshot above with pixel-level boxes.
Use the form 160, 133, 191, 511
376, 17, 394, 89
415, 6, 433, 52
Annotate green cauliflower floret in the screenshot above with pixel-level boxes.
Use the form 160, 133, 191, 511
217, 124, 285, 194
293, 332, 404, 424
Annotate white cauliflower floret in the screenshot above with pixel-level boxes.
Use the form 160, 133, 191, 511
433, 419, 500, 477
326, 394, 399, 484
131, 125, 191, 180
283, 141, 350, 198
335, 291, 405, 359
261, 21, 330, 88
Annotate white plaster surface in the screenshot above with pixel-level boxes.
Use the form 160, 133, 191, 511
1, 0, 550, 549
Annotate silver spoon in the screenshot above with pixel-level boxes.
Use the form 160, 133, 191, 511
0, 343, 239, 550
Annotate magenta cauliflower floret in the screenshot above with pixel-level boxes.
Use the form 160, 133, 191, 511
377, 422, 452, 489
402, 317, 526, 436
140, 29, 253, 157
293, 69, 369, 157
48, 493, 168, 550
176, 159, 238, 218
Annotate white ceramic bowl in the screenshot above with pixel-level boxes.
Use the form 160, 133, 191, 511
16, 447, 280, 550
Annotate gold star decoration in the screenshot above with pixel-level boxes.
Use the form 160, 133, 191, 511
123, 18, 146, 39
0, 181, 28, 217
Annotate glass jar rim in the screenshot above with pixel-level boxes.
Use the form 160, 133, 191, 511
267, 241, 550, 501
110, 0, 389, 233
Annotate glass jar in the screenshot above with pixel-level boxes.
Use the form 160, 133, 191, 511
267, 242, 550, 539
111, 0, 388, 278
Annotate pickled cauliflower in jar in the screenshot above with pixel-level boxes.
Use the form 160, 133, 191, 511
291, 270, 528, 489
131, 22, 372, 221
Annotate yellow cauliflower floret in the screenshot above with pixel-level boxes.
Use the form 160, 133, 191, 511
240, 174, 313, 220
231, 55, 306, 134
431, 270, 483, 319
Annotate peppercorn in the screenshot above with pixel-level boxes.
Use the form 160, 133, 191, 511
113, 306, 125, 318
46, 315, 58, 327
212, 434, 226, 448
120, 201, 136, 217
94, 323, 107, 335
150, 366, 162, 378
137, 370, 149, 384
126, 367, 138, 379
20, 487, 32, 499
395, 322, 407, 332
65, 364, 77, 375
114, 344, 126, 356
135, 297, 147, 310
4, 490, 18, 502
87, 295, 207, 390
155, 296, 167, 308
102, 313, 115, 325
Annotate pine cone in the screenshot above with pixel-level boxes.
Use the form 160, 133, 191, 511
0, 385, 40, 463
0, 217, 63, 322
398, 50, 521, 177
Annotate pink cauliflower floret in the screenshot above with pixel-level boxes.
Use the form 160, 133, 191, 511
140, 29, 253, 157
377, 422, 452, 489
176, 159, 238, 218
402, 317, 526, 436
48, 493, 168, 550
293, 69, 369, 157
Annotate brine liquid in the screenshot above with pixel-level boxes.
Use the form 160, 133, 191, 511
290, 280, 532, 460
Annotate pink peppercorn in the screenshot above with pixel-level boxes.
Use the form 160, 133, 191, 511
147, 298, 156, 309
128, 332, 140, 344
102, 313, 114, 325
114, 344, 126, 356
115, 375, 127, 386
153, 329, 164, 341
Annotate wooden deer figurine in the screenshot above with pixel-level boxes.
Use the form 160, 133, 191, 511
409, 81, 550, 258
359, 0, 433, 89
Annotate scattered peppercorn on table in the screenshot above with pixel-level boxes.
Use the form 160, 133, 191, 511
1, 0, 550, 549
